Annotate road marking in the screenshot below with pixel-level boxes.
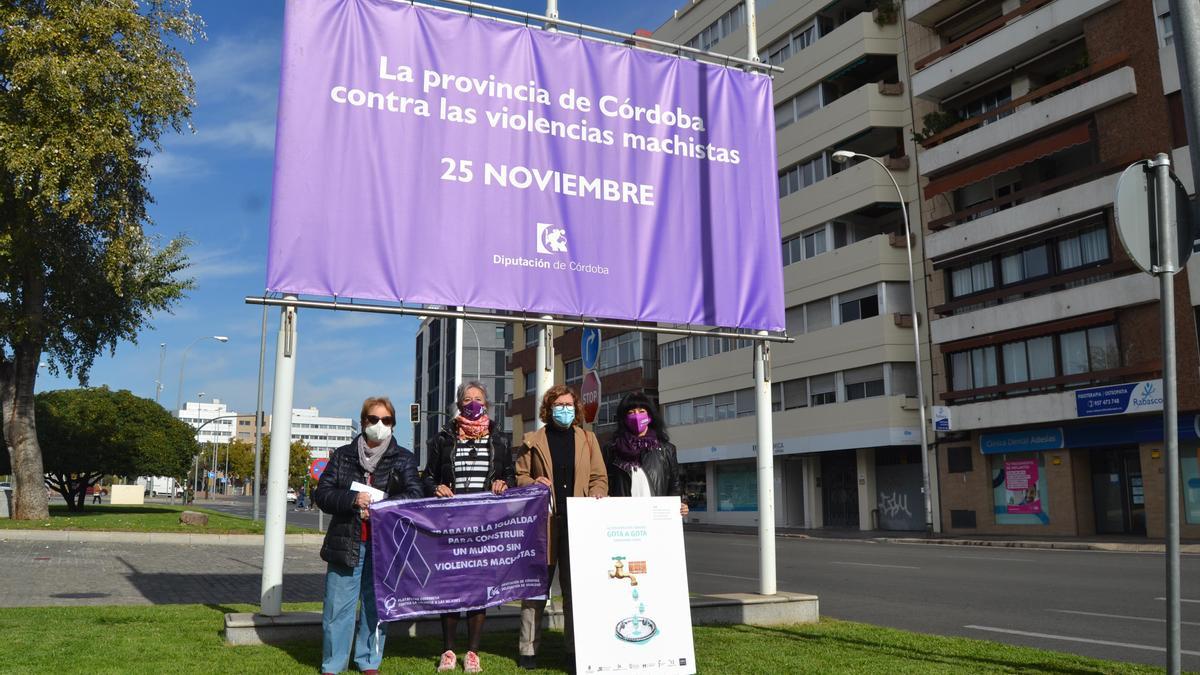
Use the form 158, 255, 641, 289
946, 555, 1035, 562
691, 571, 760, 582
832, 561, 920, 570
1048, 609, 1200, 626
964, 625, 1200, 656
1156, 597, 1200, 604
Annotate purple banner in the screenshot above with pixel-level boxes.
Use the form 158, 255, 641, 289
370, 484, 549, 620
268, 0, 784, 331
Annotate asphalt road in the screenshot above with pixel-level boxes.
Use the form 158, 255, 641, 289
191, 496, 1199, 670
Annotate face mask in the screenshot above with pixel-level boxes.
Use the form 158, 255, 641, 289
363, 420, 392, 443
462, 400, 486, 420
625, 411, 651, 434
552, 404, 576, 427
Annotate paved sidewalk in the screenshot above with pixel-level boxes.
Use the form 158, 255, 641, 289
0, 539, 327, 608
683, 523, 1200, 553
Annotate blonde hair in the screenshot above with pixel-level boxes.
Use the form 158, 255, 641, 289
359, 396, 396, 423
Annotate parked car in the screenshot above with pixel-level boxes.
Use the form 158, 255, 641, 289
286, 488, 297, 503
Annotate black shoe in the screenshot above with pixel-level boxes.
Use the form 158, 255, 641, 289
518, 655, 536, 670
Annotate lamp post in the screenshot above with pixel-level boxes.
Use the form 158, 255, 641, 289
155, 343, 166, 404
464, 319, 482, 380
175, 335, 229, 416
831, 150, 934, 534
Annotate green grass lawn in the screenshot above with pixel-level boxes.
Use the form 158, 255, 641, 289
0, 504, 311, 535
0, 603, 1162, 674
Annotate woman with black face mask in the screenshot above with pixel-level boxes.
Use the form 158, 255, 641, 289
424, 381, 515, 674
601, 391, 688, 517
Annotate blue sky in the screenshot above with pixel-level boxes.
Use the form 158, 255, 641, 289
35, 0, 681, 445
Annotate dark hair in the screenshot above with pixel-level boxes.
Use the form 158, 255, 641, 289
611, 391, 669, 443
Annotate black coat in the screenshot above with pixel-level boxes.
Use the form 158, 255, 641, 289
424, 419, 515, 495
601, 438, 685, 501
314, 436, 423, 568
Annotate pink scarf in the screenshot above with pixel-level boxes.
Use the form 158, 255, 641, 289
457, 414, 491, 440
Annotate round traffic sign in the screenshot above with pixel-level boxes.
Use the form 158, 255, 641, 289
581, 327, 601, 371
1114, 159, 1193, 274
309, 458, 329, 481
580, 371, 601, 424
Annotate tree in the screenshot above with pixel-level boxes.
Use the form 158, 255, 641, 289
0, 1, 201, 518
224, 434, 313, 491
37, 387, 198, 511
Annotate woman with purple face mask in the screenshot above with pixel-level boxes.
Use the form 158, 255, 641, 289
424, 380, 515, 674
601, 391, 688, 517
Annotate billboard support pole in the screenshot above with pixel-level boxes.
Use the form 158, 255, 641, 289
535, 317, 554, 430
253, 302, 268, 521
261, 295, 298, 617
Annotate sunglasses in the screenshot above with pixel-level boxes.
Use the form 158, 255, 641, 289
364, 415, 395, 426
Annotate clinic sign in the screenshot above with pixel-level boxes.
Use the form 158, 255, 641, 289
266, 0, 784, 331
1075, 379, 1164, 418
980, 428, 1064, 455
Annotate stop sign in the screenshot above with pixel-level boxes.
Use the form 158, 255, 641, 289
580, 371, 601, 424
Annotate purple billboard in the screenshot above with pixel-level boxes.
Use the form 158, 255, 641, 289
267, 0, 784, 331
370, 485, 549, 620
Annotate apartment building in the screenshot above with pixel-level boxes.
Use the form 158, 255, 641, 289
907, 0, 1200, 538
230, 408, 354, 460
413, 315, 515, 461
652, 0, 933, 530
505, 325, 659, 447
177, 400, 237, 446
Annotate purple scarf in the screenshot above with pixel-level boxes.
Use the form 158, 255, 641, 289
614, 429, 658, 471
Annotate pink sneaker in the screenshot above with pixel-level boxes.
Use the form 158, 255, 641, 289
437, 650, 457, 672
464, 651, 482, 673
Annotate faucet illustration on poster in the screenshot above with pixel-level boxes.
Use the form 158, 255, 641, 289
567, 497, 696, 674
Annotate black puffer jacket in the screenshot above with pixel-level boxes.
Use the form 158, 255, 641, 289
423, 419, 515, 494
314, 435, 423, 568
601, 439, 685, 500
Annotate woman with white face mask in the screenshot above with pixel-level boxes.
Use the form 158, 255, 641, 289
424, 381, 515, 673
513, 384, 607, 671
314, 396, 424, 675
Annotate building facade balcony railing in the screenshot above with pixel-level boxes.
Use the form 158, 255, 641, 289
941, 362, 1160, 403
917, 53, 1130, 150
913, 0, 1056, 72
926, 152, 1138, 232
932, 260, 1137, 317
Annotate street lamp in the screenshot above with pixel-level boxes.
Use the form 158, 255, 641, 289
154, 343, 166, 404
832, 149, 934, 535
175, 335, 229, 416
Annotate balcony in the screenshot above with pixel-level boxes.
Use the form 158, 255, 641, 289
918, 62, 1136, 174
780, 158, 917, 235
784, 234, 911, 301
930, 273, 1157, 344
777, 82, 910, 171
925, 168, 1125, 258
905, 0, 977, 27
772, 12, 902, 103
911, 0, 1120, 101
670, 396, 919, 463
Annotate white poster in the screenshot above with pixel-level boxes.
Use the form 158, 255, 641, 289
566, 496, 696, 675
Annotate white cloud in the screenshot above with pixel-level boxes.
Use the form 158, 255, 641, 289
186, 245, 264, 282
144, 150, 210, 180
190, 119, 277, 153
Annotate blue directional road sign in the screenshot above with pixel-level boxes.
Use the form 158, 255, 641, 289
581, 327, 601, 371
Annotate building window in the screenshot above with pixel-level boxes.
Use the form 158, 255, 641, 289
949, 260, 995, 298
844, 365, 885, 401
1060, 325, 1120, 375
716, 462, 756, 512
524, 324, 540, 348
889, 363, 918, 396
714, 391, 736, 420
949, 346, 998, 391
958, 86, 1012, 124
596, 393, 622, 426
782, 379, 807, 410
1155, 0, 1174, 47
774, 84, 823, 130
806, 299, 833, 332
692, 396, 715, 424
684, 2, 746, 51
1057, 227, 1109, 270
1000, 336, 1055, 385
524, 371, 536, 396
735, 388, 756, 417
760, 19, 819, 67
838, 285, 880, 323
810, 374, 836, 406
660, 338, 688, 367
565, 359, 583, 387
1000, 243, 1050, 286
779, 154, 828, 198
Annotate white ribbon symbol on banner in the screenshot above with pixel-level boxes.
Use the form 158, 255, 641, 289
381, 516, 432, 591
